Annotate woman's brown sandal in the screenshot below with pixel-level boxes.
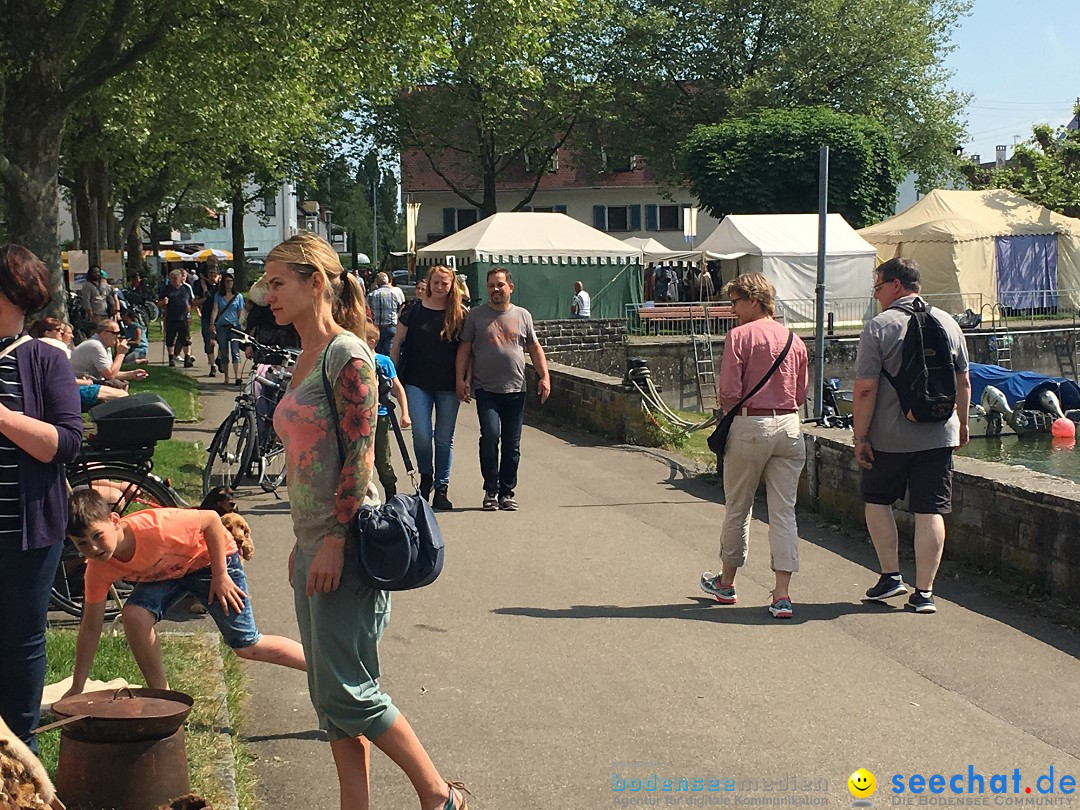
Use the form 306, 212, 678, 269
445, 781, 471, 810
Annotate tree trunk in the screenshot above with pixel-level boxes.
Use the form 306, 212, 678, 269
73, 162, 99, 262
2, 112, 67, 319
125, 215, 144, 281
231, 187, 247, 289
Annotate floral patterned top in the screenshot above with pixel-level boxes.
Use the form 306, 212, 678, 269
274, 331, 380, 556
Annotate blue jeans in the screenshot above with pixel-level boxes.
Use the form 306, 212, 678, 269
0, 541, 63, 750
376, 325, 396, 356
405, 385, 461, 488
125, 553, 261, 649
474, 389, 526, 496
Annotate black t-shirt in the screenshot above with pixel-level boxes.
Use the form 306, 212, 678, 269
160, 282, 195, 322
196, 278, 217, 321
399, 303, 461, 392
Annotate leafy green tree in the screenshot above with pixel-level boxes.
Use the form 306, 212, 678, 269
589, 0, 969, 192
960, 111, 1080, 218
373, 0, 612, 217
683, 107, 902, 228
313, 153, 402, 269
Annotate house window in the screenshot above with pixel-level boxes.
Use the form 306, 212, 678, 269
523, 205, 567, 214
658, 205, 680, 230
607, 206, 629, 231
263, 195, 277, 217
645, 204, 682, 231
593, 205, 642, 232
441, 207, 480, 234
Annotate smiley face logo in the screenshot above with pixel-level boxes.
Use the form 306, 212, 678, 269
848, 768, 877, 799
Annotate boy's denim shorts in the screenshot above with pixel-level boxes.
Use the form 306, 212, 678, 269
125, 553, 261, 649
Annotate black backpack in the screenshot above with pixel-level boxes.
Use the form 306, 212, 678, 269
882, 298, 957, 423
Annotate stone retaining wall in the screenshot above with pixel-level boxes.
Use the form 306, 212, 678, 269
800, 426, 1080, 604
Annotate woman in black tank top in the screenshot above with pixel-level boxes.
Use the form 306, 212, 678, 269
389, 266, 466, 510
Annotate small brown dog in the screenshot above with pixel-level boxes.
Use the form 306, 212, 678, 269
198, 487, 237, 516
221, 512, 254, 561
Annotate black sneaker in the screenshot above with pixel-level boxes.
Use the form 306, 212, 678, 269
184, 356, 195, 368
482, 491, 499, 511
419, 474, 434, 502
865, 573, 907, 601
432, 487, 453, 511
906, 590, 937, 613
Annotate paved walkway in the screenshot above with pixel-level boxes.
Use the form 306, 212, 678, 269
164, 356, 1079, 810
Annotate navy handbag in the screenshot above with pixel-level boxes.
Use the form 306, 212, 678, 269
321, 347, 444, 591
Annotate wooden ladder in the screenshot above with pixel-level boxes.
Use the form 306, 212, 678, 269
691, 326, 717, 412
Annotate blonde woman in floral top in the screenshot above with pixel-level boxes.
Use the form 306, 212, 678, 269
266, 233, 468, 810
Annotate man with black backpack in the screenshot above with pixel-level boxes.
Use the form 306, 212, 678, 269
852, 257, 971, 614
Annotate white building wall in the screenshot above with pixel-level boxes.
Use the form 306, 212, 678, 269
187, 184, 302, 258
413, 187, 721, 248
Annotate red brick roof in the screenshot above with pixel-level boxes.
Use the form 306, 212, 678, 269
401, 147, 662, 194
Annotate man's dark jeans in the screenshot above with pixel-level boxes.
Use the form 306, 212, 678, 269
0, 541, 63, 750
474, 389, 526, 496
376, 324, 397, 356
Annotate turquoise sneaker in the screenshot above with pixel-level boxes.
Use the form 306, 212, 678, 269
700, 572, 737, 604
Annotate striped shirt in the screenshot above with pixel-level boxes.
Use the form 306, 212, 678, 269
0, 346, 24, 546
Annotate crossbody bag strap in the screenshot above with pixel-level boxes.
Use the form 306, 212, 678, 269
0, 335, 33, 361
726, 330, 795, 416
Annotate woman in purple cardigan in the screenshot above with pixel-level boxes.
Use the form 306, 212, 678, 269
0, 245, 83, 749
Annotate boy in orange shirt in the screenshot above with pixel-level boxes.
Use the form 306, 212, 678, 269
65, 489, 305, 695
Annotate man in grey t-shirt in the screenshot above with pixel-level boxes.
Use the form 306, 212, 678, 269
456, 268, 551, 511
853, 257, 971, 614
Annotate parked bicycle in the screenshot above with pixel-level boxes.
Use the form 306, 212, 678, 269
203, 331, 298, 497
53, 440, 185, 620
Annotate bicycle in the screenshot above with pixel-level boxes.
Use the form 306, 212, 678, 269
203, 331, 298, 496
52, 441, 185, 620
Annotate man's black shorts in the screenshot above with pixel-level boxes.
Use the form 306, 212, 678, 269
164, 319, 191, 350
860, 446, 954, 514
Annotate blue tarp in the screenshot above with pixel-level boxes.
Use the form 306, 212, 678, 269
995, 234, 1057, 309
969, 362, 1080, 409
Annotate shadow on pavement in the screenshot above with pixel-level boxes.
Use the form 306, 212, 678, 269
244, 729, 327, 743
493, 598, 874, 626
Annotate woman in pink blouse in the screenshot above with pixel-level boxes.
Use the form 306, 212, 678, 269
700, 273, 808, 619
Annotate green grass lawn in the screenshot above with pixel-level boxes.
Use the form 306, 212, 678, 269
39, 630, 252, 809
127, 365, 200, 422
151, 438, 206, 506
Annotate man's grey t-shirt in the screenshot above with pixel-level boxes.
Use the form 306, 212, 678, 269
461, 304, 537, 394
854, 294, 969, 453
70, 335, 112, 379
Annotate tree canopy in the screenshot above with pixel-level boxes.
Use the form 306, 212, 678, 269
961, 110, 1080, 218
683, 107, 902, 228
587, 0, 970, 192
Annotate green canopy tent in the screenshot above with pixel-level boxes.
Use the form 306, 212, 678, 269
416, 212, 642, 319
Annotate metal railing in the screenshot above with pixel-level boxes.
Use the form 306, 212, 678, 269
626, 291, 1005, 337
994, 289, 1080, 326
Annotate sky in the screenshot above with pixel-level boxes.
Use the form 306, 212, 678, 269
944, 0, 1078, 164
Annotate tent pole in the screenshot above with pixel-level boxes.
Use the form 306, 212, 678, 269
814, 146, 829, 420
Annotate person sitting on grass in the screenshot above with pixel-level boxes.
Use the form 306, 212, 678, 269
364, 322, 411, 499
119, 307, 149, 365
28, 318, 127, 410
63, 489, 307, 696
69, 319, 148, 389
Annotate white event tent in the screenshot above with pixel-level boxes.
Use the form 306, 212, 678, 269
620, 236, 700, 265
697, 213, 878, 324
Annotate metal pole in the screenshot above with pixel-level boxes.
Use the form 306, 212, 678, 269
371, 172, 379, 270
813, 146, 829, 419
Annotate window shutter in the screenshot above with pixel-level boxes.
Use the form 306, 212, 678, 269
554, 205, 567, 214
645, 204, 659, 231
443, 208, 457, 234
593, 205, 607, 231
630, 205, 642, 231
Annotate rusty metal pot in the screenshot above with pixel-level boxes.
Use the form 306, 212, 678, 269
44, 687, 193, 743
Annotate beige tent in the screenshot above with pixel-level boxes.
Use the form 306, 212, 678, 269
620, 236, 699, 264
858, 189, 1080, 310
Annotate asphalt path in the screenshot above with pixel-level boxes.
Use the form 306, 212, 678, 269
167, 359, 1080, 810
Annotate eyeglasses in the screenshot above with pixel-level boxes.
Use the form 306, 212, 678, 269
729, 296, 747, 303
105, 329, 121, 335
872, 279, 895, 292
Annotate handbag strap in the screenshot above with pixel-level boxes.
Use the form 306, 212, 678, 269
725, 330, 796, 416
0, 335, 32, 361
320, 337, 417, 482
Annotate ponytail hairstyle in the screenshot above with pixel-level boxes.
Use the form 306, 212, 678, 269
425, 265, 466, 341
265, 232, 367, 337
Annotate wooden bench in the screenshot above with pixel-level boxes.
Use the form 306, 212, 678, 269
636, 304, 736, 334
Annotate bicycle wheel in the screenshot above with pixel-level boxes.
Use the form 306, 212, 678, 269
203, 409, 255, 495
56, 463, 182, 619
258, 433, 288, 493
